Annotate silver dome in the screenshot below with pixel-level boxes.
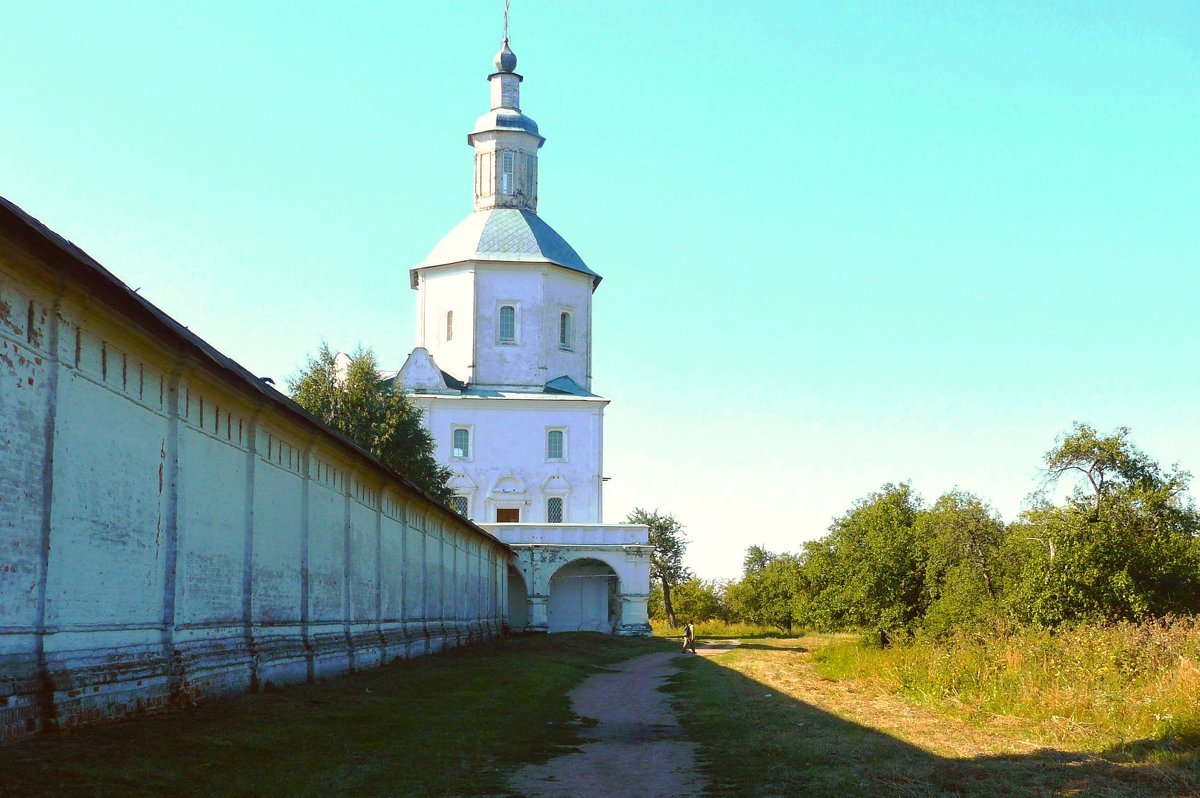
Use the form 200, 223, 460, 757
494, 41, 517, 73
412, 208, 601, 289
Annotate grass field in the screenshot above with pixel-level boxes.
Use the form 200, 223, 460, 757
668, 635, 1200, 797
813, 618, 1200, 751
0, 633, 671, 798
7, 626, 1196, 797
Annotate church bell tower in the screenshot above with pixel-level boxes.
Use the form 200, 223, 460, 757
470, 39, 543, 213
406, 33, 602, 394
393, 22, 653, 637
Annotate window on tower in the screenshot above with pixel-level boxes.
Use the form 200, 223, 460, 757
499, 305, 516, 343
446, 310, 453, 341
546, 497, 563, 523
559, 311, 573, 350
501, 152, 515, 195
452, 427, 471, 459
547, 429, 565, 460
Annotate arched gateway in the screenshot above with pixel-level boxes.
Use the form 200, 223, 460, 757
548, 559, 620, 633
504, 544, 649, 636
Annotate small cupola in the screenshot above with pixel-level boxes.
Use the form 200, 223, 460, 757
469, 36, 544, 213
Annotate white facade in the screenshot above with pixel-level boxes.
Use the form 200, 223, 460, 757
413, 394, 605, 524
395, 37, 651, 635
414, 262, 594, 392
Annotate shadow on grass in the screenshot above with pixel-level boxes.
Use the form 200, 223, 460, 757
0, 633, 676, 798
667, 642, 1200, 797
728, 642, 809, 653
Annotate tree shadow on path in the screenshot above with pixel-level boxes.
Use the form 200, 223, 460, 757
668, 644, 1199, 798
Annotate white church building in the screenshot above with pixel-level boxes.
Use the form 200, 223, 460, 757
388, 36, 652, 636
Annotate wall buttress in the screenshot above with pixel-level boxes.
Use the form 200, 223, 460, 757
33, 294, 62, 730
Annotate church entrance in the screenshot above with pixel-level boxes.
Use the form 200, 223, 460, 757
496, 507, 520, 522
547, 558, 620, 633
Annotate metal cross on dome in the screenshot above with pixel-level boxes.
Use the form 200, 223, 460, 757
503, 0, 511, 43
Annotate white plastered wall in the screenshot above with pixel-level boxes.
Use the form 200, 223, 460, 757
417, 262, 593, 391
416, 264, 475, 385
415, 395, 606, 524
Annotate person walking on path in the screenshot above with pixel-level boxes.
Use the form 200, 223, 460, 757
681, 620, 697, 654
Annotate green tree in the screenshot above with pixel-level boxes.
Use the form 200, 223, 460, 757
709, 579, 740, 624
289, 344, 453, 502
1042, 423, 1164, 519
727, 548, 804, 633
800, 483, 925, 644
1002, 423, 1200, 626
916, 491, 1005, 637
742, 545, 774, 573
626, 508, 690, 627
647, 583, 665, 620
794, 537, 841, 631
670, 578, 724, 623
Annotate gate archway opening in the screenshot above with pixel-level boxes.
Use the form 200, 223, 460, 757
547, 558, 620, 633
507, 565, 529, 632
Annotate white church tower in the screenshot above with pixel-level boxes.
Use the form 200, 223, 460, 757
393, 33, 651, 635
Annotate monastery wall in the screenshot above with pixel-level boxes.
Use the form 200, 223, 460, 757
0, 209, 511, 743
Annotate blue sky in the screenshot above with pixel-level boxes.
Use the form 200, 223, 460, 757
3, 1, 1198, 579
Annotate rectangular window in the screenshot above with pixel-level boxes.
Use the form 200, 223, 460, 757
446, 310, 453, 341
547, 497, 563, 523
501, 152, 514, 195
499, 304, 516, 343
452, 427, 470, 459
496, 507, 520, 523
547, 429, 564, 460
450, 496, 468, 516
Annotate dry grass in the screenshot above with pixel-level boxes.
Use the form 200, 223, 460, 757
813, 617, 1200, 751
669, 635, 1200, 796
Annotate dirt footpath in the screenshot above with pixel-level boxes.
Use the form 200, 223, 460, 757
506, 641, 735, 798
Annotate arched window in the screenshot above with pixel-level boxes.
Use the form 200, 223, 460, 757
501, 152, 515, 195
499, 305, 516, 343
546, 497, 564, 523
547, 429, 564, 460
559, 311, 573, 350
452, 427, 470, 459
449, 496, 468, 516
446, 310, 453, 341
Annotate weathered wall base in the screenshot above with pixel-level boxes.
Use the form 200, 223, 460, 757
4, 620, 502, 740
